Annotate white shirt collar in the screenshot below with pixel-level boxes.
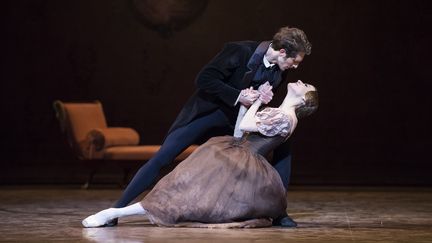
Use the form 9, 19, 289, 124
263, 55, 275, 68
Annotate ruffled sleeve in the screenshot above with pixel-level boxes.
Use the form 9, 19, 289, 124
255, 108, 292, 137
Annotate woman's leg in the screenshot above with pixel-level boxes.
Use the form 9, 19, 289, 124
82, 203, 146, 228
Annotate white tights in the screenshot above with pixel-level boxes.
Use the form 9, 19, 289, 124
82, 203, 146, 228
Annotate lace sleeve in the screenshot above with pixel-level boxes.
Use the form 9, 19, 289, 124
255, 108, 292, 137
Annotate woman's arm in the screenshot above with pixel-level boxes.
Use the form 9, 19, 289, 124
238, 99, 263, 132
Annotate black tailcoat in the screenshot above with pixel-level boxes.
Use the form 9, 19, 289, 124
168, 41, 287, 134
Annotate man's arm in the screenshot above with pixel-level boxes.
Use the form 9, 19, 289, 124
195, 43, 251, 106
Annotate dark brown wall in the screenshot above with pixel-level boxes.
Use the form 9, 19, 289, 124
1, 0, 432, 185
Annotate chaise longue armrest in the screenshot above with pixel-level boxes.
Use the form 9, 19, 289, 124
87, 127, 140, 151
79, 127, 198, 161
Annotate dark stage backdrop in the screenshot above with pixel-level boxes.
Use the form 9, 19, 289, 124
1, 0, 431, 185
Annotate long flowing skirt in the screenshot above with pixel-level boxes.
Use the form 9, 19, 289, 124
140, 136, 287, 228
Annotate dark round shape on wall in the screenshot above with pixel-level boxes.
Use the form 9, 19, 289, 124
130, 0, 209, 38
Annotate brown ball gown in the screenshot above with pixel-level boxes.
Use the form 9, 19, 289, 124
140, 108, 291, 228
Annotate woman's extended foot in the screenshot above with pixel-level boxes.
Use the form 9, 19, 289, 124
82, 208, 117, 228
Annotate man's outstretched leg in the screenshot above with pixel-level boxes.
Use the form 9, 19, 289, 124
105, 110, 230, 226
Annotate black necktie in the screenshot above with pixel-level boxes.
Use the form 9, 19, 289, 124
265, 65, 279, 85
253, 64, 280, 86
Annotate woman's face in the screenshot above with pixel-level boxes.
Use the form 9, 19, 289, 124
287, 80, 316, 98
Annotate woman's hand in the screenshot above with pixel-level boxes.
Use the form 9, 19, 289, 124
258, 82, 273, 104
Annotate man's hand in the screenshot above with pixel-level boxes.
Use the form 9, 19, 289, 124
239, 87, 260, 107
258, 82, 273, 104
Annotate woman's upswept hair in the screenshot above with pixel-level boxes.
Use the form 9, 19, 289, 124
295, 90, 319, 119
272, 26, 312, 58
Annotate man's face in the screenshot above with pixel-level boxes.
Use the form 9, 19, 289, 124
276, 51, 305, 71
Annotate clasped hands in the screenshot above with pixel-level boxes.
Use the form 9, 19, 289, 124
239, 82, 273, 107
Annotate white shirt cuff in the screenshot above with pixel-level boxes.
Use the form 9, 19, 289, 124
234, 93, 242, 106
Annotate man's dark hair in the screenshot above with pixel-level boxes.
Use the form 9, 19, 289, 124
272, 27, 312, 58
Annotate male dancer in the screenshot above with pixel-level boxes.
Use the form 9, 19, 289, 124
109, 26, 312, 227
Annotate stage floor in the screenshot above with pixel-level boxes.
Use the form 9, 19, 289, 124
0, 186, 431, 242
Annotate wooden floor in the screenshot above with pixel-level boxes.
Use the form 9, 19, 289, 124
0, 186, 431, 243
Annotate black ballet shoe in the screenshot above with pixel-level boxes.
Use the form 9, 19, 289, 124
104, 218, 118, 227
272, 215, 297, 228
